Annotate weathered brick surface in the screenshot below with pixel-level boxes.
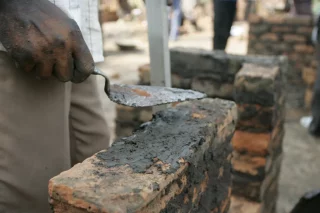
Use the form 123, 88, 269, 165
229, 196, 261, 213
231, 128, 283, 203
248, 14, 262, 24
191, 77, 234, 99
234, 64, 281, 107
283, 34, 306, 43
236, 104, 281, 133
115, 48, 286, 213
271, 26, 292, 33
232, 131, 271, 156
138, 64, 151, 85
248, 14, 315, 109
232, 151, 266, 179
138, 48, 288, 91
231, 63, 284, 211
49, 99, 237, 213
294, 44, 314, 54
260, 33, 278, 41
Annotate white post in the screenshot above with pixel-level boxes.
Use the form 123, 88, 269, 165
145, 0, 171, 113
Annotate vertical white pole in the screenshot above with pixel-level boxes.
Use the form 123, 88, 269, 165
145, 0, 172, 113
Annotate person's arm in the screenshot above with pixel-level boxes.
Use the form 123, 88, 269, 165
0, 0, 94, 83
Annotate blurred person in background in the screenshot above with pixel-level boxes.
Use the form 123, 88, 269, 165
300, 2, 320, 136
0, 0, 110, 212
181, 0, 202, 32
118, 0, 133, 16
169, 0, 182, 40
213, 0, 238, 50
293, 0, 312, 15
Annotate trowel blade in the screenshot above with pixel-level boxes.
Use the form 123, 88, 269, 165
108, 84, 207, 107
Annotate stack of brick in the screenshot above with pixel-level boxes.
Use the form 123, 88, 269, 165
231, 64, 285, 213
248, 14, 315, 109
49, 99, 237, 213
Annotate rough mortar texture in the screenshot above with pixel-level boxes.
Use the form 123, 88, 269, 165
49, 98, 237, 213
116, 49, 286, 213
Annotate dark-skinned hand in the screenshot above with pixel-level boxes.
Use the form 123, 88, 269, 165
0, 0, 94, 83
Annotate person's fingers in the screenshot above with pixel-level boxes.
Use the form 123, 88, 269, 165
16, 59, 36, 73
34, 60, 54, 80
10, 47, 36, 73
53, 53, 73, 82
71, 30, 94, 83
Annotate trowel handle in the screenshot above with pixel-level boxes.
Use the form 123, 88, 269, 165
92, 67, 110, 96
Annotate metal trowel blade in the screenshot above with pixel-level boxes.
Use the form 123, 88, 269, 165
108, 84, 207, 107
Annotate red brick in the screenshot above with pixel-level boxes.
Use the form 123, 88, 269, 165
232, 152, 266, 176
264, 16, 285, 24
260, 33, 278, 42
284, 15, 312, 25
294, 44, 315, 53
229, 196, 261, 213
49, 99, 237, 213
271, 26, 292, 33
191, 77, 233, 98
248, 14, 262, 24
232, 131, 271, 156
297, 27, 313, 35
283, 34, 306, 43
138, 64, 150, 84
302, 67, 317, 86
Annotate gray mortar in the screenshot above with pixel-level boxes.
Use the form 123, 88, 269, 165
96, 99, 235, 174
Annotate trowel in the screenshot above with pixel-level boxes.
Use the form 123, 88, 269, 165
93, 67, 206, 107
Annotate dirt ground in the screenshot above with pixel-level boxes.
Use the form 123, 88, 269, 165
96, 18, 320, 213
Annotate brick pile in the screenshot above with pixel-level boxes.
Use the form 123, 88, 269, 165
49, 99, 237, 213
248, 14, 316, 109
231, 64, 285, 213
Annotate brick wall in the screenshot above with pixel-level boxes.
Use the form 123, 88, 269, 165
49, 99, 237, 213
116, 48, 286, 213
232, 64, 284, 213
248, 14, 316, 109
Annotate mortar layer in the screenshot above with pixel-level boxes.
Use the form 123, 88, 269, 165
49, 98, 237, 213
96, 98, 236, 174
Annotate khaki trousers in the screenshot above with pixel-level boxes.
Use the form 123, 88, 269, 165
0, 52, 110, 213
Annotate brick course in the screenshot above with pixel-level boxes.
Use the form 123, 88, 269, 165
248, 14, 315, 109
231, 65, 284, 212
115, 48, 286, 213
49, 99, 237, 213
